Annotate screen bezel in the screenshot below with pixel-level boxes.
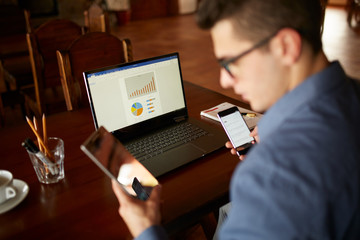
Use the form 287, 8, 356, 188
82, 52, 188, 142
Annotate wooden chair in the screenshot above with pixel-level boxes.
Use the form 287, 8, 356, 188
84, 2, 110, 33
0, 4, 32, 126
0, 5, 32, 72
24, 19, 83, 117
56, 32, 133, 111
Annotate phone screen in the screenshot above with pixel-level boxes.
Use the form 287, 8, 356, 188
218, 107, 254, 150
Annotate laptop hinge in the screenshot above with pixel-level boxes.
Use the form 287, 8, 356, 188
174, 116, 186, 122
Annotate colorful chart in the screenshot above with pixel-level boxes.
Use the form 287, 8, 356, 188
125, 72, 157, 99
131, 102, 143, 116
128, 77, 156, 99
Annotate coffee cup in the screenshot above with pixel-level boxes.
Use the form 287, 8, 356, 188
0, 170, 17, 204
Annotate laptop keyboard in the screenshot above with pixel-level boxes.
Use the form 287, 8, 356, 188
124, 122, 209, 162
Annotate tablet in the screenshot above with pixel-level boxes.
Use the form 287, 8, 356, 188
80, 126, 158, 200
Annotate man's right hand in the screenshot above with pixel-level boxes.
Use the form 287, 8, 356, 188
225, 126, 259, 161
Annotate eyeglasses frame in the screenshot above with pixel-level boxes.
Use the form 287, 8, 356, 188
218, 32, 278, 77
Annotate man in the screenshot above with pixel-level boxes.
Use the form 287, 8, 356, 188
112, 0, 360, 239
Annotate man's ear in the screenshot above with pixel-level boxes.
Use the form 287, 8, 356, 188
270, 28, 302, 66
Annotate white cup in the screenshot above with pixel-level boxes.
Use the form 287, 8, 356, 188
0, 170, 17, 204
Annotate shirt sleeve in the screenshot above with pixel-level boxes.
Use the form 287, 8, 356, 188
135, 225, 168, 240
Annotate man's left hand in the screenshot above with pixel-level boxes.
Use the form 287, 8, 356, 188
111, 179, 162, 238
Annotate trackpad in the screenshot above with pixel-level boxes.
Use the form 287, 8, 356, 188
145, 143, 206, 177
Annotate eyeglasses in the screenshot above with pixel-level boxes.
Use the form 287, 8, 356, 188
218, 32, 278, 77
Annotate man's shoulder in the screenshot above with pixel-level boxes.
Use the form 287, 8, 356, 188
242, 104, 359, 186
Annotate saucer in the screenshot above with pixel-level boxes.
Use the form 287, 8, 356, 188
0, 179, 29, 214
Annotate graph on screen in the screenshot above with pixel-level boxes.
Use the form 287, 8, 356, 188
125, 72, 157, 99
131, 102, 143, 116
146, 98, 155, 114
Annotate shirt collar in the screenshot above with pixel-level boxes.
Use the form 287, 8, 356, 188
257, 61, 347, 141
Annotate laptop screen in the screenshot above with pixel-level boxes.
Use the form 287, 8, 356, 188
83, 53, 187, 134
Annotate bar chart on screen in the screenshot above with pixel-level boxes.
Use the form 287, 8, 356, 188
126, 72, 157, 99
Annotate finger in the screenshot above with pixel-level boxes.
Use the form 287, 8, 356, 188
250, 126, 258, 137
111, 179, 122, 201
225, 141, 233, 149
230, 148, 238, 155
149, 184, 162, 203
250, 126, 260, 143
112, 179, 132, 204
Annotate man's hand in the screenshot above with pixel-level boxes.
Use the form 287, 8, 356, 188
225, 126, 259, 161
111, 180, 162, 238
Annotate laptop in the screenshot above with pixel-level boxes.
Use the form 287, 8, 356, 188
82, 52, 227, 177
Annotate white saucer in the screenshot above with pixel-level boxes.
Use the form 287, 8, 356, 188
0, 179, 29, 214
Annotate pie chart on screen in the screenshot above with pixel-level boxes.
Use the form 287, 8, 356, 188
131, 102, 143, 116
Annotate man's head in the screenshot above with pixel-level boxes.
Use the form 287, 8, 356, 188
196, 0, 325, 112
197, 0, 323, 54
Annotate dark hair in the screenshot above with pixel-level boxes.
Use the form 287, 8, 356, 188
196, 0, 323, 53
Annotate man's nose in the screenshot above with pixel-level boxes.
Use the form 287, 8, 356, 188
220, 68, 234, 89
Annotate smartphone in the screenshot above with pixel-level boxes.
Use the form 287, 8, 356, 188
132, 177, 151, 201
80, 126, 158, 200
217, 106, 255, 156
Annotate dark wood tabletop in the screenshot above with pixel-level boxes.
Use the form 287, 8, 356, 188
0, 81, 251, 239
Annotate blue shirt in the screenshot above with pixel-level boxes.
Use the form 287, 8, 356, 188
137, 62, 360, 239
221, 61, 360, 239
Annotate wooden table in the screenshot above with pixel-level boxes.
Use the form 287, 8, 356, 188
0, 82, 250, 239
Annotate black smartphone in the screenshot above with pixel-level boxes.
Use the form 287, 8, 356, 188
217, 106, 255, 156
80, 126, 158, 200
132, 177, 151, 201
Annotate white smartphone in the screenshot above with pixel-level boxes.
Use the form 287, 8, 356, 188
217, 106, 255, 156
80, 126, 158, 200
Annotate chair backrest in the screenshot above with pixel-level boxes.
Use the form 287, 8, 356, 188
26, 19, 83, 115
56, 32, 133, 111
0, 4, 31, 45
84, 2, 109, 33
0, 5, 32, 86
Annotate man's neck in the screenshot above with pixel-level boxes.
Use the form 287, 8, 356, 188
289, 49, 330, 91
